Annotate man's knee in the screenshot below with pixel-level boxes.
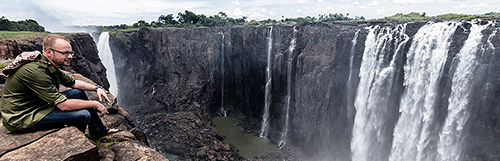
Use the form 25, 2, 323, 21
73, 109, 91, 124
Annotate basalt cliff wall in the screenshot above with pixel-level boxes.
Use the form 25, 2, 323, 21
110, 21, 500, 161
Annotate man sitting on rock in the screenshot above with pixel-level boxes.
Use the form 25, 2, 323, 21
0, 34, 118, 137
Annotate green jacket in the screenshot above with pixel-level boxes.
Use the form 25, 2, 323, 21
1, 55, 75, 132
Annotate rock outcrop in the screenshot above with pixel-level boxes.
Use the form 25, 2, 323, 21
0, 71, 167, 161
0, 34, 168, 161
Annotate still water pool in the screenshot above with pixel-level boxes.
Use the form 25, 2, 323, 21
212, 116, 280, 158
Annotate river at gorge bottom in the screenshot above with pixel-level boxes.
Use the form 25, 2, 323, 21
212, 116, 280, 158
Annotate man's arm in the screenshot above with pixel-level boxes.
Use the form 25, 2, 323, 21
57, 99, 108, 117
71, 80, 111, 103
54, 80, 111, 117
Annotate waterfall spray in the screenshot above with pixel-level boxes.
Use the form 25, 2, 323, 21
220, 32, 227, 117
351, 24, 409, 161
437, 21, 491, 161
97, 32, 118, 96
389, 22, 459, 161
346, 30, 360, 119
260, 26, 273, 138
278, 26, 297, 149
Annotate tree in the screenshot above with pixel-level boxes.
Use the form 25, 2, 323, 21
132, 20, 149, 28
0, 16, 45, 32
177, 10, 199, 25
157, 14, 178, 26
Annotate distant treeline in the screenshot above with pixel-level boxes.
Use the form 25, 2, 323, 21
0, 16, 45, 32
96, 10, 363, 32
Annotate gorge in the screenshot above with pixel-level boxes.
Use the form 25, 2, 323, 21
107, 20, 500, 160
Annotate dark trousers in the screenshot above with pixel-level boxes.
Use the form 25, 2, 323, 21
28, 89, 107, 136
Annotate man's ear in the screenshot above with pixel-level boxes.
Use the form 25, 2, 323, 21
43, 48, 51, 57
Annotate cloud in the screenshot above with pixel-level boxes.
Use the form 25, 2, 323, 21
473, 2, 489, 8
296, 9, 302, 13
392, 0, 439, 5
228, 8, 243, 17
453, 4, 467, 9
229, 1, 240, 6
353, 1, 359, 5
297, 0, 308, 4
318, 0, 323, 2
369, 0, 380, 6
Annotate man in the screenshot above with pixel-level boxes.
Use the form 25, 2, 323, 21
1, 34, 118, 136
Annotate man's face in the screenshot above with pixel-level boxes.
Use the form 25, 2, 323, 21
45, 39, 73, 67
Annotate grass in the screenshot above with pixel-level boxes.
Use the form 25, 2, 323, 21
0, 31, 77, 40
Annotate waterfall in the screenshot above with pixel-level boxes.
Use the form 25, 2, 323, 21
346, 29, 360, 119
260, 26, 273, 138
220, 32, 227, 117
389, 22, 459, 161
97, 32, 118, 96
278, 26, 297, 149
437, 21, 491, 161
351, 24, 409, 161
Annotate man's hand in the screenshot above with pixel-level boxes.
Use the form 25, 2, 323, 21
94, 101, 109, 117
96, 88, 111, 104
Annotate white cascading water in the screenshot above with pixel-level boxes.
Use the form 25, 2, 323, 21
220, 32, 227, 117
260, 26, 273, 138
278, 26, 297, 149
352, 24, 409, 161
389, 22, 459, 161
346, 29, 360, 118
97, 32, 118, 96
437, 21, 491, 161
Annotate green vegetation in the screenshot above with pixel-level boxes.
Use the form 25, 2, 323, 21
0, 31, 74, 40
0, 16, 45, 32
95, 10, 359, 32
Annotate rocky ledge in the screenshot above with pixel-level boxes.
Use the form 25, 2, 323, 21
0, 72, 168, 161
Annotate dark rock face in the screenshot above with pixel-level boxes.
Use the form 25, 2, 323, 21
110, 22, 500, 160
140, 110, 243, 160
0, 33, 110, 90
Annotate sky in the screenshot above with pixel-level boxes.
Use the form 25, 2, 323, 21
1, 0, 499, 32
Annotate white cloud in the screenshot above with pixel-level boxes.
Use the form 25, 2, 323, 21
353, 1, 359, 5
453, 4, 467, 9
369, 1, 380, 6
0, 5, 3, 8
473, 2, 489, 8
296, 9, 302, 13
392, 0, 442, 5
229, 8, 243, 17
230, 1, 240, 6
113, 9, 125, 14
297, 0, 308, 4
318, 0, 323, 2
